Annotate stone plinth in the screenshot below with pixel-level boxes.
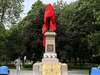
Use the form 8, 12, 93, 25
33, 63, 68, 75
33, 31, 68, 75
44, 31, 56, 53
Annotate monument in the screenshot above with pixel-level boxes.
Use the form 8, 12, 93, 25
33, 4, 68, 75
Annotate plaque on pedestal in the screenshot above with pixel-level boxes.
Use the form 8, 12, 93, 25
47, 44, 53, 52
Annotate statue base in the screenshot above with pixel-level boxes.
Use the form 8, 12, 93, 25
33, 31, 68, 75
33, 58, 68, 75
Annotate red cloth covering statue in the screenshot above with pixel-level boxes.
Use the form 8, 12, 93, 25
42, 4, 56, 47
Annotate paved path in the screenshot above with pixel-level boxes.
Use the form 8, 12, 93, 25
8, 69, 89, 75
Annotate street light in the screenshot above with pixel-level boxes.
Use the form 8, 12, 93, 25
24, 56, 26, 63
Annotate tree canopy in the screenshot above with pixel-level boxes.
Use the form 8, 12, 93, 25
0, 0, 24, 27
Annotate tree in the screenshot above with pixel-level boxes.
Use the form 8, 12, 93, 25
0, 24, 8, 61
61, 0, 80, 66
60, 0, 79, 26
1, 0, 82, 67
0, 24, 7, 47
65, 0, 100, 67
20, 0, 48, 68
52, 0, 78, 67
0, 24, 12, 65
52, 0, 68, 25
0, 0, 24, 27
21, 8, 46, 66
87, 31, 100, 63
27, 0, 47, 21
0, 25, 24, 65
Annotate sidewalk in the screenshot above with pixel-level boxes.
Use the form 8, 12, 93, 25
8, 69, 89, 75
8, 69, 33, 75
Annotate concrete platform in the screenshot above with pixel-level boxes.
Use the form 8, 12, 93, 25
8, 69, 89, 75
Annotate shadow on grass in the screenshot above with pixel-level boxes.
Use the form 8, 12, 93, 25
67, 63, 100, 71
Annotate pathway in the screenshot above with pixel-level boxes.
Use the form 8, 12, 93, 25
8, 69, 89, 75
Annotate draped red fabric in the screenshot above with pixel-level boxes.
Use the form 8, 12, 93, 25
42, 4, 56, 47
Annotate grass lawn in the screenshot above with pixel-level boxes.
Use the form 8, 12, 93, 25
1, 62, 100, 71
68, 63, 100, 71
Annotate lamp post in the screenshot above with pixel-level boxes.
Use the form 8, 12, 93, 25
24, 56, 26, 63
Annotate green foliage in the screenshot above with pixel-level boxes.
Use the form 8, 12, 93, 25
27, 0, 47, 21
65, 0, 100, 63
60, 0, 79, 25
87, 31, 100, 58
3, 25, 24, 61
0, 0, 24, 27
21, 3, 73, 64
1, 0, 100, 64
0, 24, 12, 61
52, 0, 68, 25
0, 24, 7, 47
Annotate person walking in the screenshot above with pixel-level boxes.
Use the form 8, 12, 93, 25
14, 57, 23, 75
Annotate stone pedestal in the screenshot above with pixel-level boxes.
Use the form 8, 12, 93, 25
33, 31, 68, 75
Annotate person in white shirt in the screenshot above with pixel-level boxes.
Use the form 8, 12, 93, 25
14, 57, 23, 75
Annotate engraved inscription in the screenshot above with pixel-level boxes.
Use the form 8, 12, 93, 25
47, 44, 53, 52
48, 46, 52, 50
47, 37, 54, 38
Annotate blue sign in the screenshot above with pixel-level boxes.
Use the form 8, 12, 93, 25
0, 66, 8, 74
91, 67, 100, 75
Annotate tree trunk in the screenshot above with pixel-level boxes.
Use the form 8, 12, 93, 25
25, 60, 26, 63
32, 60, 37, 67
89, 57, 93, 63
0, 62, 2, 66
6, 61, 8, 66
74, 57, 77, 65
70, 58, 74, 67
22, 56, 25, 68
0, 7, 5, 26
83, 57, 85, 65
68, 58, 70, 63
79, 57, 82, 68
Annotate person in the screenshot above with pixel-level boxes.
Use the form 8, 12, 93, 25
14, 57, 23, 75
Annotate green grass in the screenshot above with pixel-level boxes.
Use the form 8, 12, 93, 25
1, 63, 32, 71
67, 63, 99, 71
1, 63, 100, 71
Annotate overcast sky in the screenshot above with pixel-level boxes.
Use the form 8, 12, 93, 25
5, 0, 77, 29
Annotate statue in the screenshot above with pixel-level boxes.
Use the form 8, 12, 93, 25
42, 4, 56, 47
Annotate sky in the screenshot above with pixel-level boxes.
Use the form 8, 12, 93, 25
5, 0, 77, 29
